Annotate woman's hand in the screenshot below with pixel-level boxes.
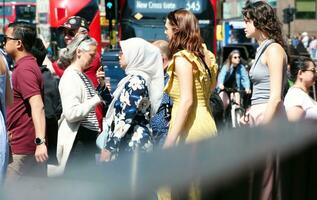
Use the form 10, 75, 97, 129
162, 136, 177, 149
239, 113, 250, 126
100, 149, 112, 162
96, 66, 105, 87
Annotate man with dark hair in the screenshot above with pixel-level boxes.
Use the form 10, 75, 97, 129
5, 22, 48, 182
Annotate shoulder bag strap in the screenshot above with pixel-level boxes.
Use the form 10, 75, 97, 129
253, 41, 274, 68
200, 56, 211, 78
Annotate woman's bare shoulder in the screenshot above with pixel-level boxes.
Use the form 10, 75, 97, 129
266, 42, 285, 55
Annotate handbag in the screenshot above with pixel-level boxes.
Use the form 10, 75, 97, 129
96, 130, 108, 149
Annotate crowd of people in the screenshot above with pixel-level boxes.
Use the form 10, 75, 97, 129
0, 1, 316, 200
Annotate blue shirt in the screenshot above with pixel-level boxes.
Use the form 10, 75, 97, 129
150, 73, 172, 147
216, 63, 250, 92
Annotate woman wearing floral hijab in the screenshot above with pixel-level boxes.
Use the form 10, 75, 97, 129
98, 37, 164, 161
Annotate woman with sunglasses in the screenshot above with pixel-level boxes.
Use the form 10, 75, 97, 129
217, 49, 251, 111
241, 1, 288, 200
49, 35, 111, 176
284, 56, 317, 121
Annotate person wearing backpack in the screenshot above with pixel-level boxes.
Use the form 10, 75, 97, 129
31, 38, 62, 164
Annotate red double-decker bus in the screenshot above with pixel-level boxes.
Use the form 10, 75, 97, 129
36, 0, 101, 58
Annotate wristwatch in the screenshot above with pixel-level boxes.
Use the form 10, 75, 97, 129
34, 137, 46, 145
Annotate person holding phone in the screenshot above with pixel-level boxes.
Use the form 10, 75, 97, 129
49, 35, 111, 176
43, 16, 105, 131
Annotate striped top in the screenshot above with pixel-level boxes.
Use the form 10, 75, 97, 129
77, 72, 100, 132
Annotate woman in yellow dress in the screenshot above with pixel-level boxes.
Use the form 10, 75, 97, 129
163, 8, 217, 148
159, 8, 218, 200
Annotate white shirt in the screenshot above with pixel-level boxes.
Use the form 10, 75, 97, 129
284, 87, 317, 119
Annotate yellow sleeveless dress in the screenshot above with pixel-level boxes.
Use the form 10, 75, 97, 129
158, 50, 217, 200
165, 50, 217, 143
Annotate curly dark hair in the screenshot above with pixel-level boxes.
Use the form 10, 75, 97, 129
242, 1, 287, 50
166, 9, 205, 59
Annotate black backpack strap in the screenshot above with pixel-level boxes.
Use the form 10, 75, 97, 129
200, 56, 211, 79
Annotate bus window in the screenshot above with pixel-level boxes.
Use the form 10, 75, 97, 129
0, 6, 12, 17
16, 5, 36, 23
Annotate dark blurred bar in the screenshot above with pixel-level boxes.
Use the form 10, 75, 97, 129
2, 119, 317, 200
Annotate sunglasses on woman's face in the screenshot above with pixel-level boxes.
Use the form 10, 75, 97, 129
233, 56, 240, 59
64, 30, 77, 37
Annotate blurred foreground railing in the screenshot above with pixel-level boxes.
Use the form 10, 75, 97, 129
2, 119, 317, 200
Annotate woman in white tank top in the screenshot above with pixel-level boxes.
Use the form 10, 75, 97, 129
284, 56, 317, 121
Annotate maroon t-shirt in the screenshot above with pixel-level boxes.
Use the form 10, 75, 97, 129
7, 55, 44, 154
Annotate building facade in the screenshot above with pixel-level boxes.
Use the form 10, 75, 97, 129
220, 0, 317, 37
278, 0, 317, 37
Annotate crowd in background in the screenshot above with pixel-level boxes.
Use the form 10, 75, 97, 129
0, 1, 317, 200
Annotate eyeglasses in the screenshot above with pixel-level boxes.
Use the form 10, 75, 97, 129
4, 35, 20, 43
302, 68, 316, 74
64, 30, 77, 37
233, 56, 240, 59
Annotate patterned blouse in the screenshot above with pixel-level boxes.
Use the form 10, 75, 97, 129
105, 75, 153, 157
150, 73, 172, 147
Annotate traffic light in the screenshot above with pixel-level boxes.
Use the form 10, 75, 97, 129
283, 7, 296, 24
283, 8, 290, 23
105, 0, 115, 20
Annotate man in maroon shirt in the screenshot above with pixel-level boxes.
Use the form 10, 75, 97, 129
5, 22, 48, 182
45, 16, 104, 130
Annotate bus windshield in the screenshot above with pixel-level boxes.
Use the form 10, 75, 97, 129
132, 0, 204, 15
124, 0, 211, 19
120, 0, 215, 51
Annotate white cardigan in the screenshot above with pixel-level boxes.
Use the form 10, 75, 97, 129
48, 67, 101, 177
